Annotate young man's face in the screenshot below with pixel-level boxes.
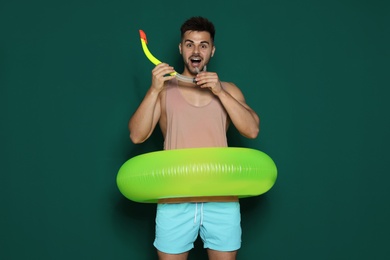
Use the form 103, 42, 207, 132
179, 30, 215, 75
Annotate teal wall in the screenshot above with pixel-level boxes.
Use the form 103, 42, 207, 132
1, 0, 389, 259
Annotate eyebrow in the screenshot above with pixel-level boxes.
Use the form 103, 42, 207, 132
184, 39, 210, 45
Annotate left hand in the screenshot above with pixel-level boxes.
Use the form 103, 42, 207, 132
195, 72, 223, 95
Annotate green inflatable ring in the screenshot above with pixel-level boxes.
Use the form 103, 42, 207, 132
116, 147, 277, 203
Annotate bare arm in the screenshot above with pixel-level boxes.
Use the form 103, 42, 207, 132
217, 83, 260, 138
129, 63, 175, 143
195, 72, 260, 139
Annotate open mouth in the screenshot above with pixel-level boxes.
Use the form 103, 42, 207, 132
190, 57, 202, 68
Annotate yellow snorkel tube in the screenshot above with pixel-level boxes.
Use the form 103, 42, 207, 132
139, 30, 203, 83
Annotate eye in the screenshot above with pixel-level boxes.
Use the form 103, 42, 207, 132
186, 43, 193, 48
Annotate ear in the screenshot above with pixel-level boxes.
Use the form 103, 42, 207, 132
179, 43, 182, 54
211, 46, 216, 57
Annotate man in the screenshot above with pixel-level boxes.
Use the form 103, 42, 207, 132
129, 16, 259, 260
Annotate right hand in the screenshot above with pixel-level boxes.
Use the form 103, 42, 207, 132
151, 63, 176, 92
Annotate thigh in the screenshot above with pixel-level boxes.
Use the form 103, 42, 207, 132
157, 250, 189, 260
207, 249, 237, 260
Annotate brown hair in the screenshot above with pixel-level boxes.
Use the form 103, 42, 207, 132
180, 16, 215, 43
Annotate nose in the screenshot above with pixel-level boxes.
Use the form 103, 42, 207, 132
193, 46, 200, 54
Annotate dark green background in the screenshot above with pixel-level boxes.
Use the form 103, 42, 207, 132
1, 0, 389, 259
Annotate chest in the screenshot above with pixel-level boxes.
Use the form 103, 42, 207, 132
178, 86, 214, 107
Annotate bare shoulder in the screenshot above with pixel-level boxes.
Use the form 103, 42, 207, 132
220, 81, 246, 102
158, 88, 166, 112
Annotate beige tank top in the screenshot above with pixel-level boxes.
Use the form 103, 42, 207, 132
163, 79, 228, 150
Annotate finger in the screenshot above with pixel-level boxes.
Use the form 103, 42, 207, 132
195, 73, 218, 84
154, 63, 173, 72
154, 66, 175, 78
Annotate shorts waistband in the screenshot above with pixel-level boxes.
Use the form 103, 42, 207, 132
158, 196, 239, 204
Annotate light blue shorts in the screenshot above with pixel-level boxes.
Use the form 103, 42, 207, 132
153, 202, 241, 254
